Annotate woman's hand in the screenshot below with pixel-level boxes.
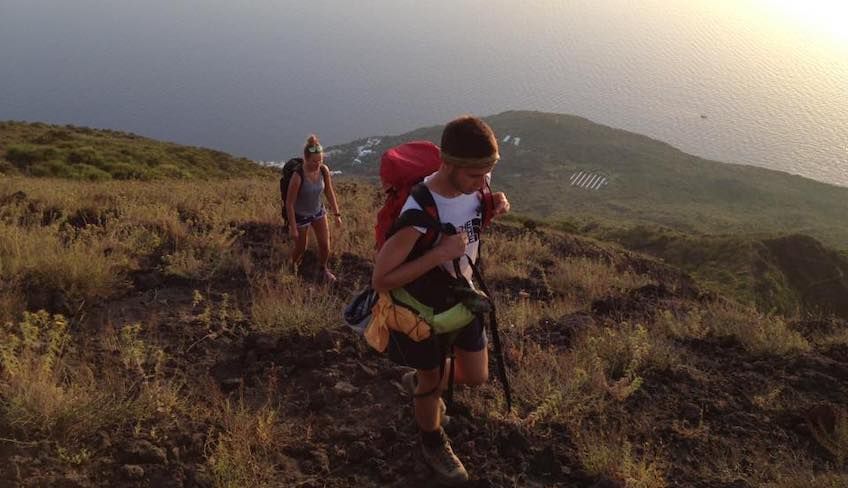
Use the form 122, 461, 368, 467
289, 225, 299, 240
334, 215, 343, 227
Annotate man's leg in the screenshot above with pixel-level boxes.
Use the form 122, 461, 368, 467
445, 346, 489, 388
443, 316, 489, 389
415, 366, 469, 485
413, 367, 444, 432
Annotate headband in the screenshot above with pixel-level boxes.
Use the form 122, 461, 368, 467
441, 151, 500, 168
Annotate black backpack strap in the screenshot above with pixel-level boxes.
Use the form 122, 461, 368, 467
388, 183, 445, 252
410, 184, 441, 249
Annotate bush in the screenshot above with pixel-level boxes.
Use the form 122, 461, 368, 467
6, 144, 59, 168
108, 162, 150, 180
66, 146, 104, 167
152, 164, 193, 179
29, 160, 75, 178
0, 159, 18, 175
73, 163, 112, 181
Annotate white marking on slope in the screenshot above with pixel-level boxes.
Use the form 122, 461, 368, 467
576, 172, 592, 187
570, 171, 583, 184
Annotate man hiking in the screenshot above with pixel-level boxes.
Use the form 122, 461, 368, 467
371, 115, 510, 484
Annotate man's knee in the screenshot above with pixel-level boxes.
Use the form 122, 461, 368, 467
416, 368, 443, 395
464, 366, 489, 386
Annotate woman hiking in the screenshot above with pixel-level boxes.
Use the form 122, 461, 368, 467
285, 134, 342, 282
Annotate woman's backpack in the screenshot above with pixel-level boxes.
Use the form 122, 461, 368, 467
279, 158, 304, 225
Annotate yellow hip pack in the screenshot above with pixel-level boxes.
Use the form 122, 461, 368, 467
364, 288, 476, 352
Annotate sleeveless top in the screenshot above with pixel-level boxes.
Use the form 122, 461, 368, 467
294, 169, 325, 216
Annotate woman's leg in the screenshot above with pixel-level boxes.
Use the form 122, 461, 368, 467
290, 224, 309, 271
310, 214, 335, 280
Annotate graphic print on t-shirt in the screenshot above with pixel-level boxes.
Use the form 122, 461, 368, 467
461, 217, 482, 245
400, 181, 483, 283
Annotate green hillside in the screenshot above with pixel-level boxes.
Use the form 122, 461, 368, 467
0, 121, 271, 180
327, 110, 848, 250
588, 223, 848, 317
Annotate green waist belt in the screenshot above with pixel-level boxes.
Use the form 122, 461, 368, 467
390, 288, 475, 335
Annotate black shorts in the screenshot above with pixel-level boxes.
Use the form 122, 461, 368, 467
387, 317, 487, 371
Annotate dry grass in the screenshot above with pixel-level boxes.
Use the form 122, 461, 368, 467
515, 322, 677, 428
484, 232, 553, 281
250, 274, 342, 336
0, 223, 128, 313
575, 427, 667, 488
655, 302, 810, 356
0, 311, 182, 442
206, 394, 287, 488
547, 257, 654, 305
808, 406, 848, 467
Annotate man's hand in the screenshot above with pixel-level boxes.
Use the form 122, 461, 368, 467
434, 230, 468, 261
334, 215, 343, 227
492, 192, 510, 217
289, 225, 299, 240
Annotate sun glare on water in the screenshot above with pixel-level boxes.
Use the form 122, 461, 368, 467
756, 0, 848, 46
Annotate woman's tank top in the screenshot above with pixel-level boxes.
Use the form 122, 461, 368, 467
294, 169, 325, 216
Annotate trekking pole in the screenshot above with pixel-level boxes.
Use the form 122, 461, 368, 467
469, 260, 513, 413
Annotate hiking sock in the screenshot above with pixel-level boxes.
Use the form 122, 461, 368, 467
421, 427, 446, 448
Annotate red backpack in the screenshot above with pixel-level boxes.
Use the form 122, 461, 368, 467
374, 141, 495, 250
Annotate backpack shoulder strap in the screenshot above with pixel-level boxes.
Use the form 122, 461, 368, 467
409, 183, 441, 249
479, 178, 495, 229
387, 183, 442, 251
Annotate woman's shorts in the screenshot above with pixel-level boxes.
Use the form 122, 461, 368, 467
387, 317, 486, 371
295, 207, 326, 228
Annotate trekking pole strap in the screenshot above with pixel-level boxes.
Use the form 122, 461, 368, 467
445, 347, 456, 411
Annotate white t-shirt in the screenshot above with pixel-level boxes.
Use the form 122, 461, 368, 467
400, 175, 483, 284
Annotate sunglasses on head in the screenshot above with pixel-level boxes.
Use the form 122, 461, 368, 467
306, 144, 323, 154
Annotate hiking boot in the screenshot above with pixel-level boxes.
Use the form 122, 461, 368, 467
420, 428, 469, 485
402, 371, 449, 425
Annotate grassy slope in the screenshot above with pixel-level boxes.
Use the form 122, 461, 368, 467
0, 121, 272, 180
583, 223, 848, 318
1, 176, 846, 487
326, 110, 848, 250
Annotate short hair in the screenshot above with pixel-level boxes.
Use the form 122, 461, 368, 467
440, 116, 498, 160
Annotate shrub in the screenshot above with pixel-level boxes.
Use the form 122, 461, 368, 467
73, 163, 112, 181
6, 144, 59, 168
207, 397, 285, 487
29, 160, 75, 178
575, 428, 667, 488
250, 275, 340, 336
